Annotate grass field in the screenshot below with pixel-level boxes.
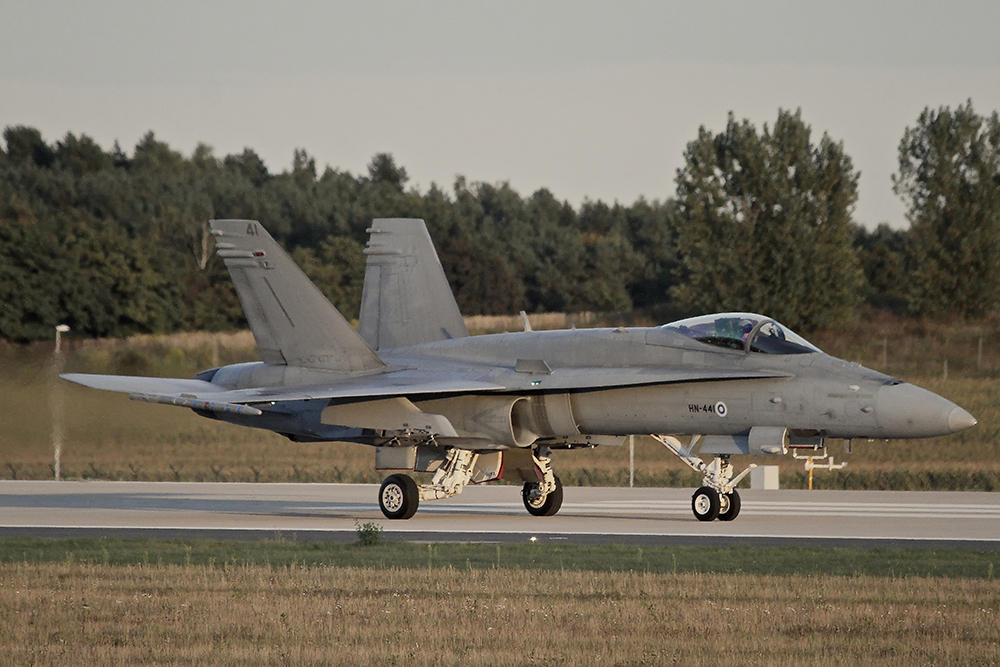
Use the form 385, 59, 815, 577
2, 537, 998, 579
1, 312, 998, 490
1, 537, 999, 666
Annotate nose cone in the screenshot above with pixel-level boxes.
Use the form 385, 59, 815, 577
948, 406, 978, 433
875, 383, 977, 438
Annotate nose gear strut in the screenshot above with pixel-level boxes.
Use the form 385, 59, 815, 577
651, 434, 756, 522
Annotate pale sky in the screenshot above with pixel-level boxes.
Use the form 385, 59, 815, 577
3, 1, 1000, 228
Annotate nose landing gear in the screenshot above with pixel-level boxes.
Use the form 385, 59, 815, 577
653, 434, 754, 522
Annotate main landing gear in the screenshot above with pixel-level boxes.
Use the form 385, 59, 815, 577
376, 446, 564, 520
652, 435, 754, 522
377, 447, 479, 520
521, 447, 563, 516
379, 474, 419, 520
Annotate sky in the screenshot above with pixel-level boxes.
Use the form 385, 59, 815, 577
2, 1, 1000, 228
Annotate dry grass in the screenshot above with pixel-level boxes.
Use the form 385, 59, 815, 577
808, 310, 1000, 379
1, 314, 999, 488
465, 311, 605, 334
0, 563, 997, 666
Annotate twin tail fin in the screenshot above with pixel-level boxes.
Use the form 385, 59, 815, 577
358, 218, 469, 350
211, 219, 385, 372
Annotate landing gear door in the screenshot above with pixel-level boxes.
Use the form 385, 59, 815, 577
375, 446, 416, 471
501, 448, 541, 483
414, 445, 449, 473
470, 451, 504, 484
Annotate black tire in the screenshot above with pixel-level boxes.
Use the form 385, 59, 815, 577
691, 486, 720, 522
379, 474, 419, 520
717, 490, 741, 521
522, 476, 563, 516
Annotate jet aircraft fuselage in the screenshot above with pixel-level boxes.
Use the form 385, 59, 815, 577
64, 218, 976, 522
203, 326, 967, 443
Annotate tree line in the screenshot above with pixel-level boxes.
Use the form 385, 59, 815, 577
1, 101, 997, 343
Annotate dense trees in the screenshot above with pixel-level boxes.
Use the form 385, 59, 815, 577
894, 101, 1000, 317
853, 223, 910, 313
671, 110, 862, 331
0, 129, 657, 341
2, 101, 998, 343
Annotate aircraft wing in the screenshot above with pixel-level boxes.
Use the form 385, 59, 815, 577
63, 366, 789, 406
61, 371, 506, 404
61, 373, 220, 395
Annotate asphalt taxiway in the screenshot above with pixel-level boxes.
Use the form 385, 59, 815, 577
1, 481, 998, 549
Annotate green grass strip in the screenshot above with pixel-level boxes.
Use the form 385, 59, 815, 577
0, 537, 996, 580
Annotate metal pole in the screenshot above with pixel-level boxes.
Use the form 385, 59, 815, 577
51, 325, 70, 481
628, 435, 634, 488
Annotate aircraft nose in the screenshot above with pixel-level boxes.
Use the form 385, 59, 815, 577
875, 382, 976, 438
948, 406, 978, 433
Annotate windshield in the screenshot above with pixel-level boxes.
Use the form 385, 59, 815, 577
661, 312, 821, 355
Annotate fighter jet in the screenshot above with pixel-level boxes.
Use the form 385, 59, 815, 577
63, 218, 977, 522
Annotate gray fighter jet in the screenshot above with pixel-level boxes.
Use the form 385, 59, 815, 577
63, 219, 977, 521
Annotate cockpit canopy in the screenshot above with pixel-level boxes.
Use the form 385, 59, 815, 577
662, 312, 821, 355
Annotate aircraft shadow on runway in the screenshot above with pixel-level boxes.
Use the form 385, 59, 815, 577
0, 492, 698, 524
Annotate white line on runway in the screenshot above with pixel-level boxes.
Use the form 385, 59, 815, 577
2, 525, 998, 544
587, 501, 1000, 510
289, 501, 1000, 520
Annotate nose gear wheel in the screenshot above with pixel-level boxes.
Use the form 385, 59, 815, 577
718, 490, 742, 521
692, 486, 720, 521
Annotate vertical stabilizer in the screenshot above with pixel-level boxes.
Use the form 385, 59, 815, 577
211, 219, 385, 372
359, 218, 469, 350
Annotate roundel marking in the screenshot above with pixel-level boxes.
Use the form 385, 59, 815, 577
715, 401, 728, 417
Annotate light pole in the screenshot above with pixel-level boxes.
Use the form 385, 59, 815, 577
51, 324, 70, 481
628, 434, 634, 488
55, 324, 69, 354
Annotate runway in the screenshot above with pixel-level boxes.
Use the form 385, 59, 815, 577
1, 481, 999, 549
